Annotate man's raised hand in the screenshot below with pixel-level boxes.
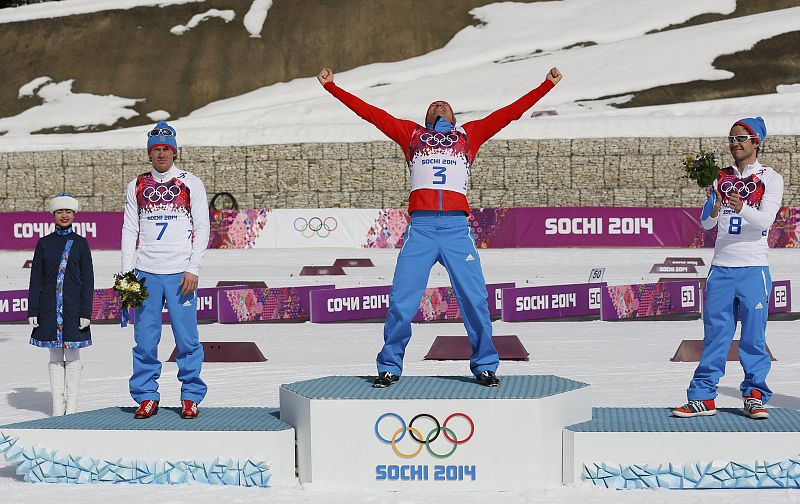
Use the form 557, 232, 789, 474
317, 68, 334, 86
546, 67, 562, 85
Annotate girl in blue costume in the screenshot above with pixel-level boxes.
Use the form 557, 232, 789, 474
28, 193, 94, 416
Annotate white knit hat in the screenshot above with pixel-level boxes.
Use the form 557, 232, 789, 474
48, 193, 80, 213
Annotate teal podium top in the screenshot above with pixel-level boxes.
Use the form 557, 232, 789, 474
0, 407, 291, 432
568, 407, 800, 433
281, 375, 588, 400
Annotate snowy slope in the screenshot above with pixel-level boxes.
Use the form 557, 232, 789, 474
1, 0, 800, 151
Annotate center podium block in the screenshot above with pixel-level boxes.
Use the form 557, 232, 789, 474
279, 375, 591, 490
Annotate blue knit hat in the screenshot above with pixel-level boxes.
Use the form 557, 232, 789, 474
146, 120, 178, 154
733, 116, 766, 146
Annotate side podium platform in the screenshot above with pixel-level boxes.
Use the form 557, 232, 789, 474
280, 375, 591, 490
565, 407, 800, 489
0, 407, 295, 487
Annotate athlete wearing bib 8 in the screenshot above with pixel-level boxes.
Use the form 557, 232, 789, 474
705, 162, 783, 267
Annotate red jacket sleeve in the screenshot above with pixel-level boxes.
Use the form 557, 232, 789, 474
462, 79, 555, 156
323, 81, 417, 156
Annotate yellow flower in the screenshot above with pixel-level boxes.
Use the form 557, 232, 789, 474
131, 283, 141, 292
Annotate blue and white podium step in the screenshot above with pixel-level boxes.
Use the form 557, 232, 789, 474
565, 407, 800, 489
0, 406, 295, 487
279, 375, 592, 490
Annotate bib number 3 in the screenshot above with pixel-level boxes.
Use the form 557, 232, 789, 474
433, 166, 447, 185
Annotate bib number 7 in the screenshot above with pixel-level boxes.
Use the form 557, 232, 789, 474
155, 222, 169, 240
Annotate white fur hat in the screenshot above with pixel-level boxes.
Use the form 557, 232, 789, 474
48, 193, 80, 213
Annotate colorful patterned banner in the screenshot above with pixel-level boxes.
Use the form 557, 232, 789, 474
601, 280, 701, 321
208, 209, 270, 249
501, 283, 605, 322
217, 285, 334, 323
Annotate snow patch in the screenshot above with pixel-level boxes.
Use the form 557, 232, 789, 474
18, 76, 53, 98
0, 0, 206, 24
146, 110, 170, 121
243, 0, 272, 38
170, 8, 235, 36
0, 80, 141, 136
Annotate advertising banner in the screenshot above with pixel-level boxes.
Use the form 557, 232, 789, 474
649, 264, 698, 274
4, 206, 799, 250
217, 285, 334, 323
0, 289, 29, 322
601, 280, 701, 321
309, 283, 513, 323
1, 288, 133, 323
0, 212, 123, 250
254, 209, 392, 249
501, 283, 605, 322
486, 207, 700, 248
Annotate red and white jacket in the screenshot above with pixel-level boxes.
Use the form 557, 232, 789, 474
324, 79, 554, 214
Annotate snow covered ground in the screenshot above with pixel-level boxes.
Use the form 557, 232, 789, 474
2, 0, 800, 150
2, 246, 800, 503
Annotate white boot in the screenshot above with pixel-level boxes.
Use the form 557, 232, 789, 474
64, 360, 83, 415
48, 362, 66, 416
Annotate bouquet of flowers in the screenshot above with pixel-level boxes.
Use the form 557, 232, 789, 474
113, 271, 148, 327
681, 152, 721, 188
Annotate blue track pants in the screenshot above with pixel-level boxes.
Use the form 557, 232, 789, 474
130, 271, 207, 403
688, 266, 772, 402
377, 211, 498, 376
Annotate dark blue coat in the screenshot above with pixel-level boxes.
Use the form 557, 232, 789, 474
27, 229, 94, 347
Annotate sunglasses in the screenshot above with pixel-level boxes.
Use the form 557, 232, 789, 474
727, 135, 757, 144
148, 128, 175, 137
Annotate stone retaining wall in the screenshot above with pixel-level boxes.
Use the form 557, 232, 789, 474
1, 137, 798, 211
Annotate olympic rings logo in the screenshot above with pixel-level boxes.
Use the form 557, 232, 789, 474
374, 412, 474, 459
142, 185, 182, 203
294, 217, 338, 238
720, 179, 758, 198
419, 132, 459, 148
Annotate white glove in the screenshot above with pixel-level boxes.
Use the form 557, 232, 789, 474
28, 316, 39, 328
79, 318, 91, 330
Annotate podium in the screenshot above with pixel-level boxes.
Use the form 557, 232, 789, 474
280, 375, 591, 490
0, 407, 295, 487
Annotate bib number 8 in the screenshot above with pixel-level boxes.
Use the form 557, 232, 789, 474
729, 216, 742, 235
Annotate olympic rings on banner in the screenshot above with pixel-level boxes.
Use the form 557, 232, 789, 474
142, 185, 182, 203
720, 179, 758, 198
374, 412, 474, 459
419, 132, 459, 148
293, 216, 338, 238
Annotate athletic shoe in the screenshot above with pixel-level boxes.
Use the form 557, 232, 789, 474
475, 370, 500, 387
743, 390, 769, 419
372, 372, 399, 388
134, 400, 159, 419
181, 400, 199, 419
672, 399, 716, 417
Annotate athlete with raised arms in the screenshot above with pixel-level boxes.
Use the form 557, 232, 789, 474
318, 66, 562, 387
